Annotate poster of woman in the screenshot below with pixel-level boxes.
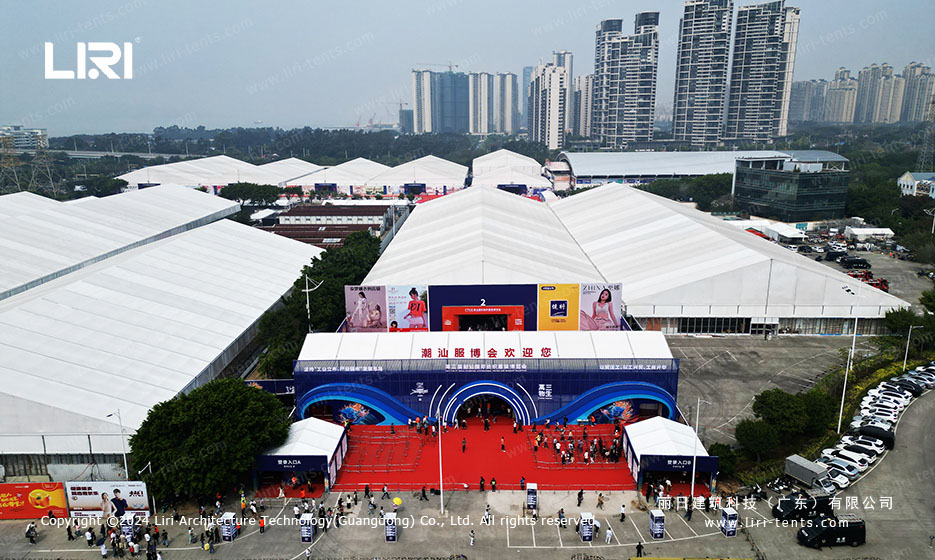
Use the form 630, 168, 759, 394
344, 286, 388, 332
579, 283, 622, 331
387, 285, 429, 331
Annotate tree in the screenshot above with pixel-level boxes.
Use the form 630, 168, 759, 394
920, 289, 935, 314
707, 442, 738, 478
219, 182, 282, 205
734, 419, 779, 462
799, 391, 836, 435
751, 388, 806, 437
129, 378, 290, 502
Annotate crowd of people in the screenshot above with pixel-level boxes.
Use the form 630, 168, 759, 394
532, 417, 625, 466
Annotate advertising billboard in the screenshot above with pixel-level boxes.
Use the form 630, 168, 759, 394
0, 482, 68, 520
441, 305, 525, 331
344, 285, 388, 332
579, 283, 623, 331
537, 283, 580, 330
64, 482, 150, 518
387, 285, 429, 332
427, 284, 538, 332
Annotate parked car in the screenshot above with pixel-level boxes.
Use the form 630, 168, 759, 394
897, 374, 934, 389
857, 408, 898, 423
868, 388, 911, 402
815, 457, 859, 480
797, 514, 866, 548
834, 443, 880, 462
855, 425, 895, 449
840, 435, 885, 454
797, 245, 814, 254
823, 468, 852, 489
849, 416, 893, 432
813, 246, 825, 253
860, 396, 904, 410
820, 450, 869, 472
882, 379, 924, 397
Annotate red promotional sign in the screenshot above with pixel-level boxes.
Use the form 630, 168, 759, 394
0, 482, 68, 519
441, 305, 525, 331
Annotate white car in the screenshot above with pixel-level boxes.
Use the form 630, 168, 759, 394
816, 457, 859, 480
840, 435, 886, 454
834, 443, 879, 463
860, 396, 904, 410
867, 389, 911, 404
824, 469, 851, 489
861, 399, 901, 413
858, 408, 899, 423
821, 450, 869, 472
849, 417, 893, 431
813, 246, 825, 253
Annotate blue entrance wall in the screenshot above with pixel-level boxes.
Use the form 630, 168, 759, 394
295, 358, 679, 426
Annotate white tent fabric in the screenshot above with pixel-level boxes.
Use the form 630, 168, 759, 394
550, 185, 907, 318
262, 417, 345, 459
472, 149, 542, 177
297, 331, 673, 361
624, 417, 707, 461
0, 189, 322, 455
363, 187, 604, 285
117, 155, 323, 188
364, 155, 467, 193
365, 183, 907, 319
0, 185, 239, 300
561, 150, 788, 178
287, 158, 391, 192
471, 169, 552, 190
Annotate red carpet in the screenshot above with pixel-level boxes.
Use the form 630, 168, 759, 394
333, 418, 636, 493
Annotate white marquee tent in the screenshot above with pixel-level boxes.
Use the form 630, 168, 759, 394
287, 158, 391, 194
364, 155, 467, 194
118, 155, 323, 189
472, 149, 543, 177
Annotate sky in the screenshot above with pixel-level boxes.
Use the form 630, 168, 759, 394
1, 0, 933, 136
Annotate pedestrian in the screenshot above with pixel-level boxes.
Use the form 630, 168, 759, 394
353, 491, 359, 506
597, 493, 605, 509
26, 522, 37, 545
364, 484, 371, 498
420, 486, 428, 501
381, 484, 390, 499
304, 545, 311, 559
500, 436, 505, 452
162, 531, 168, 547
462, 438, 466, 453
576, 489, 584, 507
100, 542, 107, 558
259, 517, 265, 534
520, 476, 525, 490
188, 527, 194, 544
67, 524, 74, 541
479, 477, 485, 491
491, 478, 497, 492
686, 499, 693, 521
293, 504, 301, 519
605, 526, 613, 544
513, 421, 517, 434
620, 502, 626, 521
636, 541, 644, 557
704, 495, 710, 513
87, 529, 94, 547
469, 529, 475, 546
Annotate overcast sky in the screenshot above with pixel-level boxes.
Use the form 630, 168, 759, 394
1, 0, 933, 136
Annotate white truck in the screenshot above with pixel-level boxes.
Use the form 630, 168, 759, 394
785, 454, 831, 489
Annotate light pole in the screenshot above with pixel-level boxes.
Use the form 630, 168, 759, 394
836, 284, 861, 433
437, 406, 444, 515
139, 461, 158, 517
302, 274, 323, 333
690, 397, 712, 499
925, 208, 935, 235
106, 409, 129, 479
903, 325, 924, 371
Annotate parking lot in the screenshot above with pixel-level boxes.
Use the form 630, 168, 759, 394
815, 249, 932, 313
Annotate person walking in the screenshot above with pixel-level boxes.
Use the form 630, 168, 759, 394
576, 489, 583, 507
620, 503, 626, 522
491, 478, 497, 492
596, 493, 605, 510
420, 486, 428, 501
479, 477, 485, 491
462, 438, 466, 453
304, 546, 311, 559
364, 484, 371, 498
469, 529, 475, 546
500, 436, 505, 452
259, 517, 265, 534
520, 476, 525, 490
381, 484, 390, 500
605, 525, 613, 544
86, 529, 94, 548
636, 542, 644, 557
685, 499, 693, 521
293, 504, 301, 519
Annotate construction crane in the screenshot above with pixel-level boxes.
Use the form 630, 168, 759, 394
385, 100, 409, 112
415, 62, 460, 72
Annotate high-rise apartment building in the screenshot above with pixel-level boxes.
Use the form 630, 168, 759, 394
593, 13, 660, 149
875, 72, 905, 124
789, 80, 828, 122
411, 69, 469, 134
672, 0, 733, 147
553, 50, 574, 133
823, 68, 858, 123
528, 63, 568, 150
572, 74, 595, 138
469, 72, 495, 135
724, 1, 800, 143
522, 66, 534, 130
0, 126, 48, 149
901, 63, 935, 122
494, 72, 521, 135
854, 63, 887, 124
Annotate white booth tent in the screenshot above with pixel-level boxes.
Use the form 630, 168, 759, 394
256, 158, 322, 180
257, 418, 348, 490
0, 187, 322, 463
288, 158, 391, 195
364, 155, 467, 195
472, 149, 543, 177
622, 416, 717, 492
118, 155, 323, 190
844, 227, 895, 241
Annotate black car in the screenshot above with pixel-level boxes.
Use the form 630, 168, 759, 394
838, 444, 880, 459
826, 250, 847, 261
797, 514, 866, 548
887, 379, 924, 397
856, 425, 895, 449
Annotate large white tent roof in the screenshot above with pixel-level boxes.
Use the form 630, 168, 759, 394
0, 185, 239, 300
287, 158, 390, 187
364, 155, 467, 189
262, 417, 345, 459
297, 331, 673, 362
0, 188, 322, 455
363, 186, 603, 285
473, 149, 542, 177
365, 183, 907, 319
561, 150, 788, 178
471, 169, 552, 190
625, 417, 707, 460
118, 155, 323, 188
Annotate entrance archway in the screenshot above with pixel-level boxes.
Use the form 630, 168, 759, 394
440, 381, 532, 426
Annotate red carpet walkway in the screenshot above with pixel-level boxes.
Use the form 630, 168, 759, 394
333, 419, 636, 493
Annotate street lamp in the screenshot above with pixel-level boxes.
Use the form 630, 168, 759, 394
925, 208, 935, 235
139, 461, 158, 517
903, 325, 924, 371
836, 284, 861, 433
690, 397, 712, 499
106, 409, 129, 479
302, 274, 323, 333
